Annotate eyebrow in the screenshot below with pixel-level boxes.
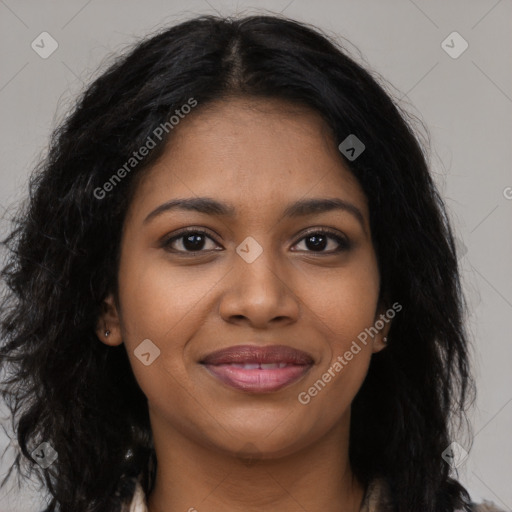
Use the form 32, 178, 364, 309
143, 196, 366, 230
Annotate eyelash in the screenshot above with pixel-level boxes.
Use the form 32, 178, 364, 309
160, 227, 350, 255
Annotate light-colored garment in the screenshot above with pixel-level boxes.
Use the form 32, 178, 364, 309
129, 481, 147, 512
128, 477, 507, 512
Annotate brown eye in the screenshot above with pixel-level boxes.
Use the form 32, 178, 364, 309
161, 229, 220, 253
292, 229, 350, 253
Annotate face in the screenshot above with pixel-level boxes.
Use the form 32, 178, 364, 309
97, 97, 389, 460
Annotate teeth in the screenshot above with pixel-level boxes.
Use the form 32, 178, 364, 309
230, 363, 289, 369
234, 363, 260, 369
261, 363, 285, 369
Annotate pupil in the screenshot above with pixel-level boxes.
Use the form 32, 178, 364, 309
184, 233, 205, 251
306, 234, 326, 251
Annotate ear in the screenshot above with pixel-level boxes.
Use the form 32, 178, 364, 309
96, 293, 123, 346
371, 301, 393, 354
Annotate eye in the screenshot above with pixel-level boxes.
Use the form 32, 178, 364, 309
161, 228, 221, 254
161, 227, 350, 255
292, 229, 350, 253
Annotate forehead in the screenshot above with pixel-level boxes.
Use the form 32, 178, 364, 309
129, 96, 368, 220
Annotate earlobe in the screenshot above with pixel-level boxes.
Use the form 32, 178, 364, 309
372, 302, 392, 353
372, 334, 389, 353
95, 293, 123, 346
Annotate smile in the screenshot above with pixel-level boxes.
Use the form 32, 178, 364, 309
200, 344, 314, 393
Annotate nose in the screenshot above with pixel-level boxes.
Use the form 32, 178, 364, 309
218, 248, 300, 329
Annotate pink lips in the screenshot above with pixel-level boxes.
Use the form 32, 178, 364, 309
201, 345, 314, 393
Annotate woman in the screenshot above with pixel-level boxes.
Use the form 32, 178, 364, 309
0, 14, 505, 512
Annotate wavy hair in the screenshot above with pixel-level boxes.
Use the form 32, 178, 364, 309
0, 14, 475, 512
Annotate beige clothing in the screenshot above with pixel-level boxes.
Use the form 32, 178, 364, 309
129, 477, 507, 512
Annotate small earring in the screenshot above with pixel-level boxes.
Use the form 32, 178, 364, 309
383, 336, 388, 344
104, 330, 111, 337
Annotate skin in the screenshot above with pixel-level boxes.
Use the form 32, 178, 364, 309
97, 96, 391, 512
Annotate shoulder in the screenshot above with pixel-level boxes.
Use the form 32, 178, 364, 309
40, 480, 149, 512
361, 477, 509, 512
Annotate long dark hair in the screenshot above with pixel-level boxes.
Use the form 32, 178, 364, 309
0, 14, 475, 512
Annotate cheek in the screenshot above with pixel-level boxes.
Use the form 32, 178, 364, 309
297, 277, 377, 421
117, 248, 217, 347
116, 249, 215, 397
298, 254, 380, 401
304, 258, 380, 346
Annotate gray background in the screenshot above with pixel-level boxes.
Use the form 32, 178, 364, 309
1, 0, 511, 510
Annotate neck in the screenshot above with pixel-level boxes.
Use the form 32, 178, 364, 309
146, 412, 365, 512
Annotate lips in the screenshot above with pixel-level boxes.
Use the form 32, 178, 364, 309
200, 345, 314, 393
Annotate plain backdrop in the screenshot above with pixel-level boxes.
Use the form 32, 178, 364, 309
0, 1, 511, 511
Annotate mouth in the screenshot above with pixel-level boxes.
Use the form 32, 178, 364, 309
200, 344, 314, 393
